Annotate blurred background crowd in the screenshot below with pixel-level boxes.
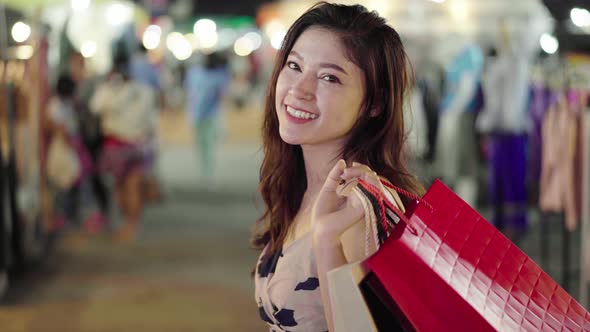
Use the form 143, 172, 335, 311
0, 0, 589, 330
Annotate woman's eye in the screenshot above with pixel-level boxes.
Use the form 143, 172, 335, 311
321, 75, 340, 84
287, 61, 300, 71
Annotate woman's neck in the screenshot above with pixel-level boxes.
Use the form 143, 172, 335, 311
286, 142, 344, 238
301, 142, 343, 197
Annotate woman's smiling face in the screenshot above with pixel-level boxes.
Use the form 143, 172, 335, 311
275, 27, 366, 148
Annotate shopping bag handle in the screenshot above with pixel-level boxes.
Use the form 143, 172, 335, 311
379, 179, 433, 211
357, 179, 409, 225
357, 178, 431, 237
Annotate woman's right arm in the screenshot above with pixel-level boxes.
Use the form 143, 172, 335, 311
312, 160, 394, 331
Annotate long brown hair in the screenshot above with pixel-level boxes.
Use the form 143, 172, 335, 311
252, 2, 424, 253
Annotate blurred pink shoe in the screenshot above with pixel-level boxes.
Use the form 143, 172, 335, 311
52, 215, 67, 232
83, 212, 107, 234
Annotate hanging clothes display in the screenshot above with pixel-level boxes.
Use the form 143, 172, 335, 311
528, 82, 559, 189
476, 53, 532, 234
539, 91, 586, 231
531, 54, 590, 298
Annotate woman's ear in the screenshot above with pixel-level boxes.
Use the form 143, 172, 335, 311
369, 107, 380, 117
369, 98, 382, 117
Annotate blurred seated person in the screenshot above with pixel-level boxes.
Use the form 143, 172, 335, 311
90, 54, 157, 242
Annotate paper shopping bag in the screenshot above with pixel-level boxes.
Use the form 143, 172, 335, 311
327, 261, 377, 332
364, 179, 590, 331
327, 178, 410, 331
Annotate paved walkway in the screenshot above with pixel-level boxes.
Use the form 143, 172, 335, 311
0, 106, 269, 331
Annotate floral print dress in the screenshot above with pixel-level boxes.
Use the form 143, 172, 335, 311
254, 232, 328, 332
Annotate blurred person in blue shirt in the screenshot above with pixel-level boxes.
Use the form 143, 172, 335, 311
184, 52, 231, 184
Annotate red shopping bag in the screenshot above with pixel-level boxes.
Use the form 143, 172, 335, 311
363, 179, 590, 331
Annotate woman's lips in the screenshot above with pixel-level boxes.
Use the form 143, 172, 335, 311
284, 105, 318, 124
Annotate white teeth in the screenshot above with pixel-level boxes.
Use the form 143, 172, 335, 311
286, 106, 318, 120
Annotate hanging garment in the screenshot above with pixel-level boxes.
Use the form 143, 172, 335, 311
488, 133, 528, 232
435, 111, 478, 205
476, 55, 531, 134
581, 107, 590, 305
436, 45, 482, 193
539, 93, 581, 231
528, 85, 559, 185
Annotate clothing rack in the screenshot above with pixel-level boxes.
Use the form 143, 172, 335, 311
580, 106, 590, 307
533, 56, 590, 303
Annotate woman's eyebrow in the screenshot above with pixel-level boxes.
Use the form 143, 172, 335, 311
318, 62, 348, 76
289, 50, 303, 60
289, 50, 349, 76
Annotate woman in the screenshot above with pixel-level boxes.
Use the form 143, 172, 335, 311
252, 2, 423, 331
185, 51, 231, 184
90, 55, 157, 241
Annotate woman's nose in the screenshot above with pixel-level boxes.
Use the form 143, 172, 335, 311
288, 75, 315, 101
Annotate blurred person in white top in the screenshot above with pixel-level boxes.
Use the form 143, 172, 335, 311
90, 54, 157, 242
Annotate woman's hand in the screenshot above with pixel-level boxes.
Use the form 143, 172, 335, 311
310, 160, 383, 249
342, 161, 387, 193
